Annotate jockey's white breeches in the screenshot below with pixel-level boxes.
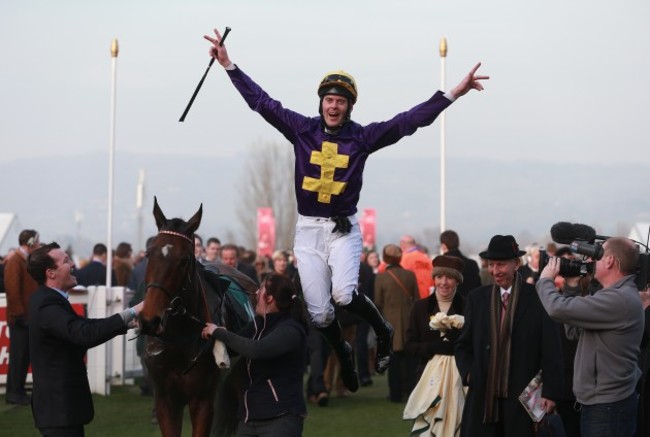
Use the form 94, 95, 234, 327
294, 214, 362, 328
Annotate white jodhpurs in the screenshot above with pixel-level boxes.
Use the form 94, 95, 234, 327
294, 214, 362, 328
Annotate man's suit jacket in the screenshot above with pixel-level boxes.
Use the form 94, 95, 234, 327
74, 261, 116, 287
454, 282, 563, 437
29, 286, 128, 428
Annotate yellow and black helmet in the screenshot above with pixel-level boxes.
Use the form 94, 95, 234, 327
317, 70, 358, 104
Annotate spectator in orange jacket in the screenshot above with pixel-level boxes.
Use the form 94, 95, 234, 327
399, 235, 433, 299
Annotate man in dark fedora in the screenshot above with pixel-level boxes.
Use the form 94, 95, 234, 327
455, 235, 563, 436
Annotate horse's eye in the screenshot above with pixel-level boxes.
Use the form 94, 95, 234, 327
144, 251, 150, 258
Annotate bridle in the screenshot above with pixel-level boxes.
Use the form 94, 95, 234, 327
144, 229, 211, 373
145, 229, 198, 309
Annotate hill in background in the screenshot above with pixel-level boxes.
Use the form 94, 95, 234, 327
1, 151, 649, 256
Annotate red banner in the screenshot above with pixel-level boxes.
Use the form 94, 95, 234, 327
1, 303, 85, 377
257, 207, 276, 257
0, 307, 8, 376
360, 208, 377, 251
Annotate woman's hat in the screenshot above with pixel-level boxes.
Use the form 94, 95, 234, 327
479, 235, 526, 260
432, 255, 464, 284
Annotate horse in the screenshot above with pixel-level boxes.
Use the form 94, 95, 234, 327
139, 197, 255, 437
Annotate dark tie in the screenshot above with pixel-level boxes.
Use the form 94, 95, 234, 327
500, 292, 510, 329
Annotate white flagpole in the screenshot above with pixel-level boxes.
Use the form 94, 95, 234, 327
136, 168, 145, 253
106, 39, 118, 288
439, 37, 447, 239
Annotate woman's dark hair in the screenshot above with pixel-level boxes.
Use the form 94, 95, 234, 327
263, 273, 307, 328
27, 242, 60, 285
115, 242, 133, 258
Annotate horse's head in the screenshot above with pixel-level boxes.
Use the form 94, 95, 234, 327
139, 196, 203, 336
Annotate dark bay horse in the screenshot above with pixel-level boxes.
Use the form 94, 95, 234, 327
138, 197, 221, 437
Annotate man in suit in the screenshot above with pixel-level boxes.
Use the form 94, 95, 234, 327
440, 230, 482, 298
4, 229, 39, 405
74, 243, 116, 287
455, 235, 563, 437
204, 237, 222, 263
27, 242, 143, 436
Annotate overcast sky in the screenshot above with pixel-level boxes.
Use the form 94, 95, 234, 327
2, 1, 650, 256
2, 0, 649, 167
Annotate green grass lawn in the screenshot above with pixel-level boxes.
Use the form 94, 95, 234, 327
0, 374, 413, 436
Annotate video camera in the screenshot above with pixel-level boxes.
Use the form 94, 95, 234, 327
539, 221, 650, 290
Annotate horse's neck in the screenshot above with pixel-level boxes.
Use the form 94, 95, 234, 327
189, 271, 210, 323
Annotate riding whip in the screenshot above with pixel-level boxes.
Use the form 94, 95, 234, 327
179, 26, 231, 122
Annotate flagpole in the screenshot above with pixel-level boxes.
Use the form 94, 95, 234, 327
136, 168, 145, 253
106, 39, 118, 288
439, 37, 447, 238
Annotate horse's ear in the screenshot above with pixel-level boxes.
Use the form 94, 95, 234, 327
186, 203, 202, 235
153, 196, 167, 230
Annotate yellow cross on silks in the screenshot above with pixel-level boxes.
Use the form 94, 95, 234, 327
302, 141, 350, 203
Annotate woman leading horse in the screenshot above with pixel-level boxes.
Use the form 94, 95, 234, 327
202, 273, 309, 437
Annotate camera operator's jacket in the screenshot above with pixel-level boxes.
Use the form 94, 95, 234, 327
536, 275, 644, 405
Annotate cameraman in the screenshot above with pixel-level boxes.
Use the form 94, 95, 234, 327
537, 237, 644, 437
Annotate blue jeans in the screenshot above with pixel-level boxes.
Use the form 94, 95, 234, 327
581, 393, 638, 437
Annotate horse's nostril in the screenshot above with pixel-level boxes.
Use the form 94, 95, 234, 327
140, 316, 162, 335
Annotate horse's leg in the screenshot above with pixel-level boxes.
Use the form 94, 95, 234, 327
155, 393, 185, 437
188, 394, 214, 437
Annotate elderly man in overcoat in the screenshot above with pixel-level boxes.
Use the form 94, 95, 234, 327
455, 235, 563, 436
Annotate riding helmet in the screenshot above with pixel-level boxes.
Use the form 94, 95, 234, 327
317, 70, 358, 104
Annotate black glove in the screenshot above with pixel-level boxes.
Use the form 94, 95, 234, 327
331, 216, 352, 234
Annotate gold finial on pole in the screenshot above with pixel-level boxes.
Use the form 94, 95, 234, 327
439, 37, 447, 58
111, 39, 119, 58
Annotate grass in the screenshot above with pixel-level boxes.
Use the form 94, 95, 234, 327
0, 374, 413, 436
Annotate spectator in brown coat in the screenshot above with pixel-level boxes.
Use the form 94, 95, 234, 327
374, 244, 419, 402
113, 242, 133, 287
4, 229, 40, 405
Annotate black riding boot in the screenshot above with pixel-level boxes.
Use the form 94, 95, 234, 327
342, 292, 394, 374
316, 320, 359, 393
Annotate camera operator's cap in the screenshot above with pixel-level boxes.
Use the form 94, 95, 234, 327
432, 255, 464, 284
479, 235, 527, 260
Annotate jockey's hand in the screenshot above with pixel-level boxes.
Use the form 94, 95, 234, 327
204, 28, 232, 68
450, 62, 489, 99
332, 216, 352, 234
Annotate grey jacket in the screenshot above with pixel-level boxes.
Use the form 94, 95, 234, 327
536, 275, 643, 405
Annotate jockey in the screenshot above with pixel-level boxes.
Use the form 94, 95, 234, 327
204, 27, 489, 393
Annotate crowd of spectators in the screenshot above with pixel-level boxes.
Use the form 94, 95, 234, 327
2, 227, 649, 437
